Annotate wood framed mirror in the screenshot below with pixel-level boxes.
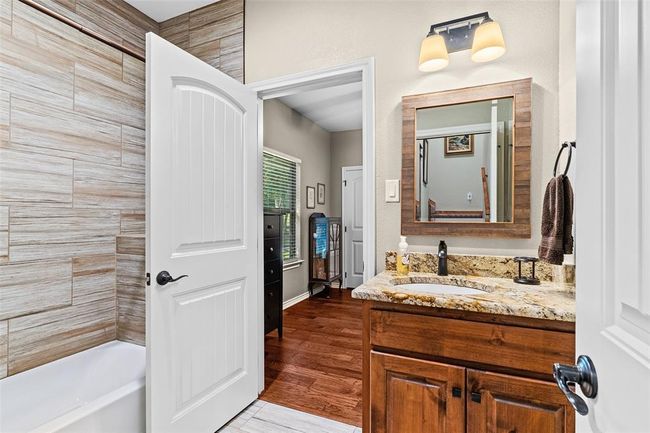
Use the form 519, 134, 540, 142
401, 78, 532, 238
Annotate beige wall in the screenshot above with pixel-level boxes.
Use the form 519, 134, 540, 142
330, 129, 363, 217
246, 0, 575, 270
263, 99, 332, 302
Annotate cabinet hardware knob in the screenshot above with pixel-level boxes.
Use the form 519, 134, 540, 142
452, 387, 462, 398
471, 392, 481, 403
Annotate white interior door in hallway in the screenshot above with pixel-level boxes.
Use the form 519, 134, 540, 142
574, 0, 650, 431
342, 166, 363, 288
146, 33, 259, 433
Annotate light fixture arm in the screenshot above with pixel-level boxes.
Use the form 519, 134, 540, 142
418, 11, 506, 72
425, 12, 492, 53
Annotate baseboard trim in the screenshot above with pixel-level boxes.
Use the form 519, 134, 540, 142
283, 291, 310, 310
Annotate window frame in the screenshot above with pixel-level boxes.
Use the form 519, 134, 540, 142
262, 147, 302, 268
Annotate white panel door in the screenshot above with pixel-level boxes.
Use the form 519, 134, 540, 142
146, 33, 258, 433
342, 166, 363, 288
574, 0, 650, 431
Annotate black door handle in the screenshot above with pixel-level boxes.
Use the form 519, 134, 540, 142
553, 355, 598, 416
156, 271, 189, 286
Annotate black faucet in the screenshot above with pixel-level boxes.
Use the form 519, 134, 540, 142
437, 240, 448, 276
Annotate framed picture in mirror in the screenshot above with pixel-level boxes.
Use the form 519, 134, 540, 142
445, 134, 474, 155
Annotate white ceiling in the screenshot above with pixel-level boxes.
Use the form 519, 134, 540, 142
278, 82, 363, 132
124, 0, 218, 22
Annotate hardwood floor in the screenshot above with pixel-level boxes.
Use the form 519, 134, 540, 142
260, 288, 363, 427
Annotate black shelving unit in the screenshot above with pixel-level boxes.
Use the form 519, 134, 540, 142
308, 213, 342, 296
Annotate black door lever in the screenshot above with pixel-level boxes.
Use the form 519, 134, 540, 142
553, 355, 598, 416
156, 271, 189, 286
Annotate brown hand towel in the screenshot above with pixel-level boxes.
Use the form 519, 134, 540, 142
538, 175, 574, 265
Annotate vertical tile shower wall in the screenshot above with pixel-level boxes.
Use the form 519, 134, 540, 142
0, 0, 245, 379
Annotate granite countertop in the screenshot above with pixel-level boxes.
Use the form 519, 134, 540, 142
351, 271, 576, 322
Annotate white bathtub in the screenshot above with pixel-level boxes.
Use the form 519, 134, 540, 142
0, 341, 145, 433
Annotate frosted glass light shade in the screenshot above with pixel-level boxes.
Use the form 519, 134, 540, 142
419, 34, 449, 72
471, 20, 506, 63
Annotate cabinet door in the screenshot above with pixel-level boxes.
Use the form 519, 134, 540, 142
467, 370, 575, 433
370, 351, 465, 433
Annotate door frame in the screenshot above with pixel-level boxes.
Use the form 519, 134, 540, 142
248, 58, 376, 392
342, 165, 363, 288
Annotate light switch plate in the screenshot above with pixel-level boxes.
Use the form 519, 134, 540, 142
385, 179, 400, 202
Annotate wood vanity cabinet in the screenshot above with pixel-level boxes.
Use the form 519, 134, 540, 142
363, 302, 576, 433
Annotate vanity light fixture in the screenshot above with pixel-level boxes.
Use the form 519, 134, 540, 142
418, 12, 506, 72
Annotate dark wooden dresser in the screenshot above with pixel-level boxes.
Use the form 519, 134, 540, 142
263, 211, 283, 337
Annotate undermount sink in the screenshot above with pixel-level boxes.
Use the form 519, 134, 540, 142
393, 283, 485, 296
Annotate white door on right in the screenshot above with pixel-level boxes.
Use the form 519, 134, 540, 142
573, 0, 650, 431
342, 166, 363, 288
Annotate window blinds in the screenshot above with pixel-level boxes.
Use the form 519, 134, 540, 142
263, 152, 298, 260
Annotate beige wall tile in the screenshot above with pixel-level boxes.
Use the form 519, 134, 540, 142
219, 50, 243, 82
74, 0, 158, 59
27, 0, 76, 18
117, 296, 144, 346
12, 0, 123, 80
189, 12, 242, 48
0, 205, 7, 258
120, 211, 145, 235
9, 207, 119, 261
72, 254, 115, 304
0, 31, 74, 110
0, 259, 72, 320
10, 97, 122, 165
7, 297, 115, 374
0, 90, 8, 145
220, 32, 243, 57
159, 0, 244, 83
0, 320, 6, 379
116, 252, 145, 301
74, 63, 145, 129
73, 160, 145, 210
188, 39, 220, 68
159, 13, 189, 49
1, 0, 166, 378
122, 55, 144, 88
121, 125, 145, 169
189, 0, 243, 30
117, 234, 144, 256
0, 148, 73, 206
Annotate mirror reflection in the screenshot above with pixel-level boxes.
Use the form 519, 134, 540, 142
415, 97, 514, 223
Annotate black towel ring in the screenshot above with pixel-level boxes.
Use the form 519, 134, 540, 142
553, 141, 576, 177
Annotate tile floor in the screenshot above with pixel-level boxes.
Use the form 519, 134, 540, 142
218, 400, 361, 433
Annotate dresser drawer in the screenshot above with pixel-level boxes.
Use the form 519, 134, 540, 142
264, 237, 282, 262
264, 258, 282, 284
369, 309, 574, 377
265, 283, 281, 303
263, 215, 280, 238
264, 281, 282, 334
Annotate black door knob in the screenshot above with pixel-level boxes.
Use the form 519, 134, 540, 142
156, 271, 189, 286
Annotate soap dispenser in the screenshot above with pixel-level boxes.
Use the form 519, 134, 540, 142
396, 236, 410, 275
